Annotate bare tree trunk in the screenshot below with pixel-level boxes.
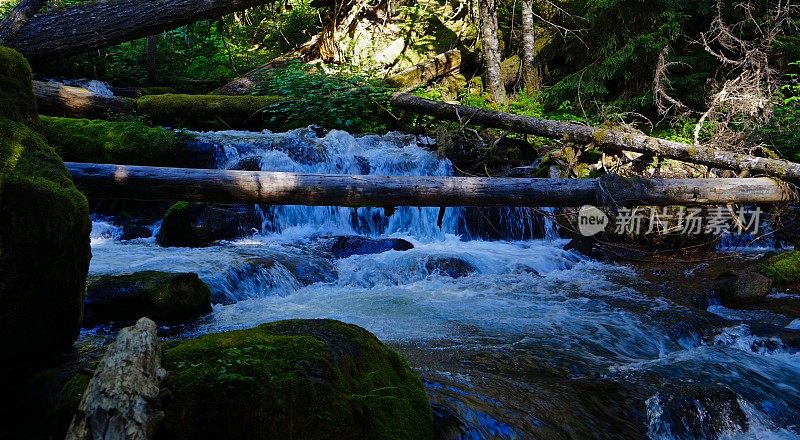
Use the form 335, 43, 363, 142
146, 35, 157, 86
5, 0, 276, 62
479, 0, 507, 105
65, 162, 795, 207
520, 0, 540, 91
391, 93, 800, 183
66, 318, 166, 440
0, 0, 46, 44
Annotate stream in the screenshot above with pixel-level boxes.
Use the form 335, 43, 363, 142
85, 127, 800, 439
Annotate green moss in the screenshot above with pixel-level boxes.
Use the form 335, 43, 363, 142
136, 94, 284, 130
56, 373, 91, 435
85, 271, 212, 324
160, 319, 433, 440
756, 251, 800, 285
0, 121, 90, 366
40, 116, 189, 166
0, 46, 38, 128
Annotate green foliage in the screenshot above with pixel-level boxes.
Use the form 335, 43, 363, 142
161, 319, 433, 440
252, 62, 395, 132
758, 61, 800, 162
39, 116, 189, 166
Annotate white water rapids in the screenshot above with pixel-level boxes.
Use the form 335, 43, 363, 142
86, 127, 800, 439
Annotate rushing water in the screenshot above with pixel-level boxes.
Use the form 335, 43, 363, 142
86, 127, 800, 439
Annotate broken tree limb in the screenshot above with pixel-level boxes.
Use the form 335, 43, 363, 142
6, 0, 278, 61
0, 0, 47, 44
391, 93, 800, 183
66, 318, 166, 440
65, 162, 796, 207
386, 49, 462, 90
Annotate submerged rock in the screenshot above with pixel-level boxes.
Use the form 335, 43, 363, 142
159, 319, 433, 440
157, 202, 260, 247
330, 236, 414, 258
648, 386, 748, 439
85, 271, 212, 325
0, 47, 91, 367
714, 269, 772, 307
424, 256, 476, 278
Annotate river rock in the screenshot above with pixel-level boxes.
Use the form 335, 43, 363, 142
0, 47, 91, 368
157, 202, 260, 247
714, 270, 772, 307
425, 256, 476, 278
329, 236, 414, 258
158, 319, 433, 440
84, 271, 212, 325
246, 256, 337, 286
651, 385, 748, 438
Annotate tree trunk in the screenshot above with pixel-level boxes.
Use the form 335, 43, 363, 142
5, 0, 276, 62
0, 0, 47, 44
386, 49, 462, 90
478, 0, 507, 105
65, 162, 795, 207
65, 318, 166, 440
520, 0, 540, 91
147, 35, 158, 86
391, 93, 800, 183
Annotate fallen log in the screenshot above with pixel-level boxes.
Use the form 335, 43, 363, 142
0, 0, 47, 44
34, 81, 283, 129
6, 0, 279, 61
65, 162, 795, 207
391, 93, 800, 183
386, 49, 462, 90
66, 318, 166, 440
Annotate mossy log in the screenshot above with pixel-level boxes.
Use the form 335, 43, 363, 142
6, 0, 281, 62
392, 93, 800, 183
66, 318, 166, 440
65, 162, 796, 207
386, 49, 462, 90
34, 81, 283, 130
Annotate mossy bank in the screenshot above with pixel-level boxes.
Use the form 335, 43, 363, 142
159, 319, 433, 440
0, 46, 91, 369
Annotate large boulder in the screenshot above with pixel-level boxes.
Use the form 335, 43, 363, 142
713, 269, 772, 307
157, 202, 260, 247
0, 46, 91, 367
159, 319, 433, 440
84, 271, 212, 325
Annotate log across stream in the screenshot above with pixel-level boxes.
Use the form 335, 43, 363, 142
67, 162, 795, 207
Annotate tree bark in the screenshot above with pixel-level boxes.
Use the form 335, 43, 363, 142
391, 93, 800, 183
0, 0, 47, 45
146, 35, 158, 86
478, 0, 507, 104
65, 162, 795, 207
66, 318, 166, 440
34, 80, 137, 119
386, 49, 462, 90
520, 0, 540, 91
5, 0, 276, 62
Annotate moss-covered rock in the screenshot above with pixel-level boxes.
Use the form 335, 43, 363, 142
157, 202, 260, 247
159, 319, 433, 440
137, 94, 283, 130
756, 250, 800, 286
56, 372, 91, 436
84, 271, 212, 325
40, 116, 190, 166
0, 47, 91, 368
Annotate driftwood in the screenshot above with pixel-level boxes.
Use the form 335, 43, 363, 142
66, 318, 166, 440
65, 162, 795, 207
6, 0, 277, 61
391, 93, 800, 183
0, 0, 47, 44
386, 49, 462, 90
